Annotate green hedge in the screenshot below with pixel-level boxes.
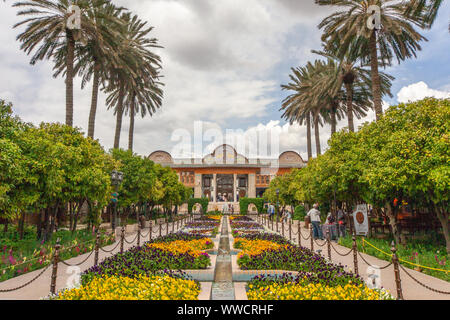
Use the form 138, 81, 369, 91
239, 198, 265, 215
188, 198, 209, 214
293, 205, 306, 220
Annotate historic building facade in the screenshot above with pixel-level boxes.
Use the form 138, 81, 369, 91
149, 145, 306, 206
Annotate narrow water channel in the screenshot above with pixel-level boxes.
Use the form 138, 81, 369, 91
210, 216, 235, 300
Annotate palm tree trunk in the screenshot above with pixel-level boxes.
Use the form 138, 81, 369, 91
330, 108, 337, 135
345, 83, 355, 132
87, 61, 100, 138
306, 112, 312, 160
113, 84, 125, 149
370, 30, 383, 120
314, 115, 321, 156
66, 31, 75, 127
128, 98, 135, 151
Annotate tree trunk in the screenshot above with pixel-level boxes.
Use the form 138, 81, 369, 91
49, 202, 59, 235
43, 207, 50, 242
434, 205, 450, 257
330, 107, 337, 136
87, 61, 100, 138
385, 202, 400, 246
314, 115, 321, 156
18, 211, 25, 240
345, 83, 355, 132
306, 112, 312, 160
72, 200, 84, 234
370, 30, 383, 120
69, 202, 73, 231
37, 210, 43, 240
66, 30, 75, 127
128, 98, 135, 151
113, 84, 125, 149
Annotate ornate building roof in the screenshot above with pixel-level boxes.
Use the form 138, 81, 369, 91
149, 145, 306, 169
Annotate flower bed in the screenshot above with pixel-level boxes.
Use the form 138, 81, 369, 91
81, 233, 213, 286
235, 237, 360, 287
233, 232, 391, 300
247, 276, 393, 300
230, 218, 264, 237
56, 273, 200, 300
184, 217, 220, 237
1, 227, 115, 282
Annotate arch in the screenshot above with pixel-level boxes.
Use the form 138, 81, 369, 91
202, 144, 249, 164
278, 151, 305, 164
239, 198, 265, 215
187, 198, 209, 214
148, 150, 173, 163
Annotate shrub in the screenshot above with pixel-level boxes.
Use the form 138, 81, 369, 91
188, 198, 209, 214
239, 198, 264, 215
293, 205, 306, 220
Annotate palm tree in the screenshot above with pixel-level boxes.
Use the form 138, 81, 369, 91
281, 63, 318, 160
52, 1, 125, 138
312, 38, 394, 132
281, 60, 330, 158
125, 67, 164, 151
316, 0, 427, 120
403, 0, 444, 28
13, 0, 100, 127
105, 13, 163, 150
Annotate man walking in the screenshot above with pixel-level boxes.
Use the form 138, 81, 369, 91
307, 203, 323, 240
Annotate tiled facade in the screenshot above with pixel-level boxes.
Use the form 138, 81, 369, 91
149, 145, 306, 205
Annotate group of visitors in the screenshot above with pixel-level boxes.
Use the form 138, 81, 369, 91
217, 193, 230, 202
267, 204, 292, 222
307, 203, 346, 240
221, 203, 234, 215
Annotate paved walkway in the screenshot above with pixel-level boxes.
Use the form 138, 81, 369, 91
0, 223, 181, 300
265, 218, 450, 300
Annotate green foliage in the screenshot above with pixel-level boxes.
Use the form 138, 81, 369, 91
239, 198, 265, 215
111, 149, 156, 207
188, 198, 209, 214
288, 98, 450, 253
0, 101, 115, 223
263, 170, 299, 207
293, 205, 306, 220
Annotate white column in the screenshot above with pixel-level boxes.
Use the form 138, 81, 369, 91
248, 173, 256, 198
233, 174, 237, 202
194, 174, 202, 198
212, 174, 217, 202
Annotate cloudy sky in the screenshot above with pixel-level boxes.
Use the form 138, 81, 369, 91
0, 0, 449, 160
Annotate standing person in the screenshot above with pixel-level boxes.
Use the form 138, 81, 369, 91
269, 204, 275, 221
307, 203, 323, 240
337, 207, 346, 238
231, 204, 234, 215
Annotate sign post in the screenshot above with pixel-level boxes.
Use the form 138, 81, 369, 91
352, 204, 369, 236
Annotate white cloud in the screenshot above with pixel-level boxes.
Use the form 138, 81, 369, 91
397, 81, 450, 103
